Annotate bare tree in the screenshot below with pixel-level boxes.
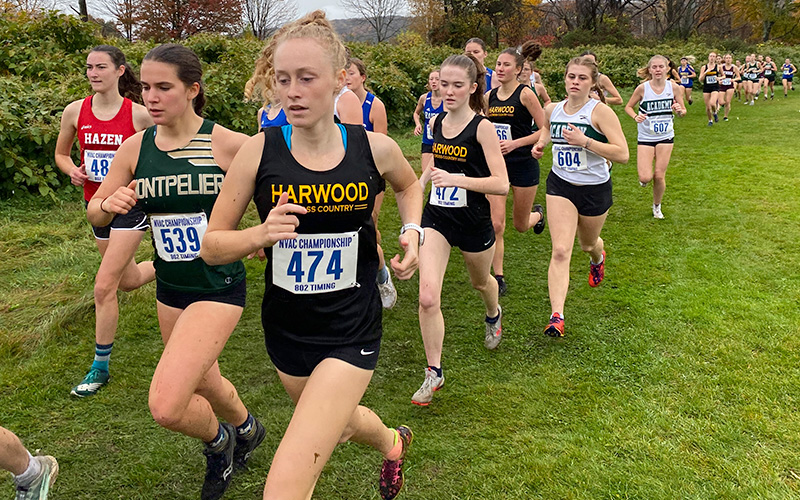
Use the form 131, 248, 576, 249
243, 0, 296, 39
339, 0, 407, 42
10, 0, 57, 13
100, 0, 139, 40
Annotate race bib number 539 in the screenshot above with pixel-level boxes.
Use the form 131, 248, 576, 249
151, 212, 207, 262
272, 231, 359, 294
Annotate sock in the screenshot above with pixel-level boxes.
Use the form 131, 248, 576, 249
14, 451, 40, 487
205, 423, 228, 451
485, 311, 500, 324
384, 429, 403, 461
91, 342, 113, 373
552, 312, 564, 321
591, 253, 604, 265
427, 365, 442, 378
376, 265, 389, 284
236, 413, 255, 438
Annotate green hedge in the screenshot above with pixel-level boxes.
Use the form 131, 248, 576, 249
4, 12, 800, 199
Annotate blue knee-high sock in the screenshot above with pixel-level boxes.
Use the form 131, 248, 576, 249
91, 342, 113, 372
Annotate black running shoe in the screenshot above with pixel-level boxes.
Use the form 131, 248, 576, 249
233, 417, 266, 471
202, 423, 235, 500
532, 204, 546, 234
495, 275, 507, 297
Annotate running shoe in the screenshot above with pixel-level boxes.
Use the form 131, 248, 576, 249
544, 313, 565, 337
15, 456, 58, 500
588, 251, 605, 288
707, 121, 713, 126
202, 423, 235, 500
484, 305, 502, 350
233, 416, 266, 471
653, 204, 664, 220
771, 94, 774, 100
713, 112, 718, 122
639, 180, 648, 187
411, 367, 444, 406
379, 426, 413, 500
723, 117, 729, 121
532, 204, 546, 234
70, 368, 110, 397
495, 275, 507, 297
378, 272, 398, 309
688, 99, 693, 105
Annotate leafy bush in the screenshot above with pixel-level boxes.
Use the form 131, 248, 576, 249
5, 12, 800, 199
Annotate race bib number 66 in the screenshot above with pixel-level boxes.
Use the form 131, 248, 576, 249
272, 231, 359, 294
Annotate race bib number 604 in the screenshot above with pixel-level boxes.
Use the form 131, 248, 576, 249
272, 231, 359, 294
151, 212, 207, 262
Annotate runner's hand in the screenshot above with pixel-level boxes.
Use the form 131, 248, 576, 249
102, 180, 138, 214
429, 167, 458, 188
390, 230, 419, 280
261, 192, 307, 247
70, 165, 88, 186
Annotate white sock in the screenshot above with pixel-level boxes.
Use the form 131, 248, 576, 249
14, 451, 40, 487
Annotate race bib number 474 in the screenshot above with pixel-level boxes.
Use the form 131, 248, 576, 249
272, 231, 359, 294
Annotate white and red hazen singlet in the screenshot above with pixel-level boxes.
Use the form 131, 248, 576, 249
77, 96, 137, 201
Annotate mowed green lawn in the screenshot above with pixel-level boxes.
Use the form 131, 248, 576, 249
2, 90, 800, 499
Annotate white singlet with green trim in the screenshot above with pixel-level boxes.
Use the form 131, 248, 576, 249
549, 98, 610, 186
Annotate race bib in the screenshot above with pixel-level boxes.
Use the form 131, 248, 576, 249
425, 113, 439, 141
494, 123, 511, 141
649, 118, 674, 135
680, 77, 689, 85
84, 150, 115, 183
151, 212, 207, 262
553, 144, 588, 172
721, 78, 732, 86
272, 231, 358, 294
785, 69, 791, 76
429, 172, 466, 208
765, 69, 773, 76
705, 75, 717, 84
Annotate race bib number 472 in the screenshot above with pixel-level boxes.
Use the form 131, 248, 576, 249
272, 231, 359, 294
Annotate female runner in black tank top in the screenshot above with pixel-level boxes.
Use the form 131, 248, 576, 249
202, 11, 423, 500
699, 52, 720, 125
484, 42, 545, 296
411, 54, 508, 407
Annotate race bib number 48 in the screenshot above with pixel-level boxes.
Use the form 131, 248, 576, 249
84, 150, 115, 183
272, 231, 359, 294
494, 123, 511, 141
553, 145, 588, 172
151, 212, 207, 262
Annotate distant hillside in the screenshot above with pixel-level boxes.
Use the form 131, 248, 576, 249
332, 16, 414, 43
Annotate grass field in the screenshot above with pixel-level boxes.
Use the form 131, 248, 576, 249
3, 89, 800, 499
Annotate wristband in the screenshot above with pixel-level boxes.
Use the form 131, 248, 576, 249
584, 138, 592, 149
400, 223, 424, 246
100, 197, 110, 214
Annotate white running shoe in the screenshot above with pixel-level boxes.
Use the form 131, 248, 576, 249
377, 272, 397, 309
639, 180, 648, 187
653, 204, 664, 220
484, 305, 502, 350
411, 367, 444, 406
15, 456, 58, 500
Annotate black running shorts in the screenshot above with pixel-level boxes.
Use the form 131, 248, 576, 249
546, 171, 612, 217
266, 335, 381, 377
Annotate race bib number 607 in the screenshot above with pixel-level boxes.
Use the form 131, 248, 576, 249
272, 231, 359, 294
